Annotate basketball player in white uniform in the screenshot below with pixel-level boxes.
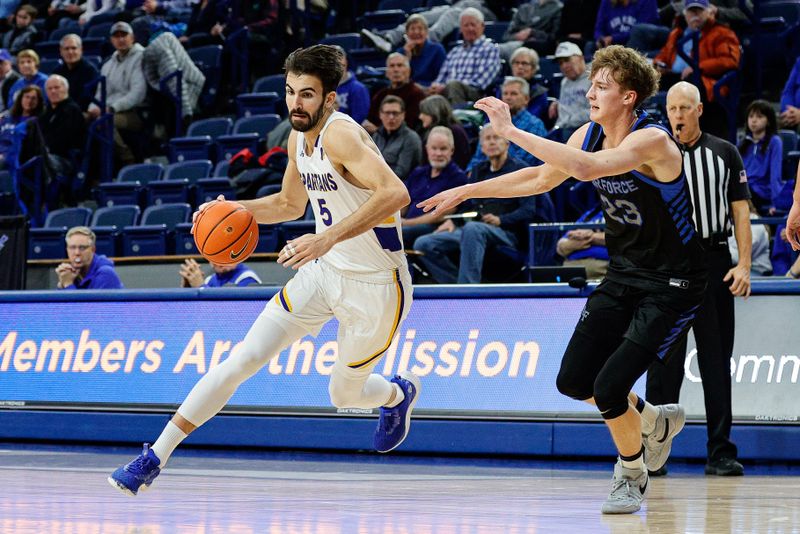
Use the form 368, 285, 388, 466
109, 45, 420, 496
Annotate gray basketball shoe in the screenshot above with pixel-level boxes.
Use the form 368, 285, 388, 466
601, 460, 649, 514
643, 404, 686, 472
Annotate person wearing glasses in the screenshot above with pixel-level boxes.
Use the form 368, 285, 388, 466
55, 226, 124, 289
371, 95, 422, 181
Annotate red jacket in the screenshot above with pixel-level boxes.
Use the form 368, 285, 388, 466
654, 20, 740, 101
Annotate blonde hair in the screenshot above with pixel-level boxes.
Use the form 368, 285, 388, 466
589, 45, 659, 109
65, 226, 96, 245
16, 48, 40, 66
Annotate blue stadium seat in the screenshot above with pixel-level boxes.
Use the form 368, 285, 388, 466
43, 207, 92, 228
168, 136, 214, 163
358, 10, 407, 31
378, 0, 421, 9
96, 163, 163, 208
214, 160, 230, 177
195, 178, 236, 205
319, 33, 361, 51
349, 47, 388, 69
253, 74, 285, 95
187, 117, 233, 139
233, 114, 281, 138
148, 160, 213, 206
85, 21, 113, 38
163, 160, 213, 182
80, 37, 106, 57
279, 220, 316, 246
216, 133, 259, 162
28, 227, 68, 259
174, 222, 198, 254
256, 184, 281, 198
91, 205, 141, 257
257, 224, 279, 253
35, 40, 61, 59
119, 163, 163, 184
122, 203, 192, 256
236, 92, 280, 118
39, 58, 62, 74
483, 21, 510, 43
188, 45, 223, 108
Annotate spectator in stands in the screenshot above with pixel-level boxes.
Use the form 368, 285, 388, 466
40, 74, 86, 175
590, 0, 658, 54
418, 94, 471, 169
141, 0, 193, 19
779, 56, 800, 132
556, 204, 609, 279
428, 8, 501, 106
401, 126, 468, 245
1, 5, 37, 56
7, 49, 47, 110
363, 53, 425, 134
46, 0, 84, 32
653, 0, 740, 139
628, 0, 752, 54
56, 226, 124, 289
557, 0, 601, 51
0, 48, 20, 113
549, 41, 590, 140
79, 0, 123, 26
498, 0, 563, 58
738, 100, 783, 216
179, 258, 262, 288
414, 124, 552, 283
180, 0, 229, 48
361, 1, 496, 53
506, 47, 549, 123
335, 49, 369, 125
468, 76, 546, 171
396, 14, 446, 88
0, 85, 42, 170
139, 21, 206, 123
728, 201, 772, 276
53, 34, 99, 112
372, 95, 422, 182
87, 21, 146, 167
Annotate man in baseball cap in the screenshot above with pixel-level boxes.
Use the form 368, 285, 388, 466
550, 41, 590, 140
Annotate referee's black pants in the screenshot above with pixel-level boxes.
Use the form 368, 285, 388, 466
646, 246, 738, 462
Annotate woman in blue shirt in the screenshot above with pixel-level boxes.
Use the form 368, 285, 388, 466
397, 14, 445, 87
738, 100, 784, 215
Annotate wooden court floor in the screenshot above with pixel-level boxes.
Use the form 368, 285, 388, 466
1, 446, 799, 534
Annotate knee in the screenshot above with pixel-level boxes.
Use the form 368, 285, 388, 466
592, 379, 629, 420
462, 221, 488, 238
413, 233, 435, 252
556, 367, 592, 401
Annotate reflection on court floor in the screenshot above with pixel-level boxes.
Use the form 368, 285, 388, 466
0, 447, 798, 534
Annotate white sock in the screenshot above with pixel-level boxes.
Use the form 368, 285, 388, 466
385, 383, 405, 408
639, 401, 660, 436
151, 421, 188, 467
620, 447, 646, 471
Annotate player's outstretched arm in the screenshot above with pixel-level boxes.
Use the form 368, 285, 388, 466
474, 96, 678, 182
417, 162, 569, 216
788, 168, 800, 251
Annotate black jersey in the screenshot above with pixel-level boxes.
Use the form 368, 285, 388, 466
581, 112, 708, 292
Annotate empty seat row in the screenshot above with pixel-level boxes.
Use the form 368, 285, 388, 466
169, 114, 281, 163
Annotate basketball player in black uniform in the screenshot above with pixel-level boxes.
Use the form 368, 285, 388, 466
418, 45, 708, 515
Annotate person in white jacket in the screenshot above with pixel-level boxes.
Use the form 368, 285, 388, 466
87, 21, 147, 166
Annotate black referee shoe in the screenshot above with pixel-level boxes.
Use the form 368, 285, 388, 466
705, 457, 744, 476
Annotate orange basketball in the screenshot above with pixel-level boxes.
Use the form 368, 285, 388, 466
193, 201, 259, 265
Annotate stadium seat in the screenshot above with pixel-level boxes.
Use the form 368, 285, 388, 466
91, 205, 141, 257
85, 22, 113, 38
174, 222, 198, 254
28, 227, 68, 259
122, 203, 191, 256
349, 47, 388, 69
96, 163, 162, 208
233, 114, 281, 138
119, 163, 164, 184
214, 160, 230, 177
39, 58, 62, 74
80, 37, 106, 57
319, 33, 361, 51
279, 220, 316, 246
167, 136, 214, 163
187, 117, 233, 139
358, 10, 407, 31
43, 207, 92, 228
253, 74, 285, 95
147, 160, 213, 206
35, 40, 61, 59
257, 224, 279, 253
216, 133, 259, 162
163, 160, 213, 182
194, 178, 236, 205
236, 92, 280, 118
483, 21, 510, 43
188, 45, 223, 108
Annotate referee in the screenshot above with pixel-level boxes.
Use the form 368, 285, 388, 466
646, 82, 752, 477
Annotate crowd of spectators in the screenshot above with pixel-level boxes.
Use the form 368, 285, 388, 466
1, 0, 799, 285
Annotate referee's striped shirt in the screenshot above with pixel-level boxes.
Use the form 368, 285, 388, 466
680, 133, 751, 239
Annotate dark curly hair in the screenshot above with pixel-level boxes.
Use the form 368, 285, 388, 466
283, 45, 345, 96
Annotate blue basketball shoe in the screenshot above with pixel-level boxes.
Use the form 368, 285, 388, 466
374, 371, 421, 453
108, 443, 162, 496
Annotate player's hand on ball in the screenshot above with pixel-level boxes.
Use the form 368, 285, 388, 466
278, 232, 336, 270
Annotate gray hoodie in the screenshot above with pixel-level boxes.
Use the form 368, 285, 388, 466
90, 42, 146, 113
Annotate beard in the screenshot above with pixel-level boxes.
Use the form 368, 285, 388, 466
290, 105, 326, 132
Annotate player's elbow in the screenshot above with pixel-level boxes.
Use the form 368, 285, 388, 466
390, 184, 411, 211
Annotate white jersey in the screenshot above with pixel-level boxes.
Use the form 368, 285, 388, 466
295, 111, 407, 273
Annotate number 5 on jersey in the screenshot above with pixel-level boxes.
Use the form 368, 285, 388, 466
317, 198, 333, 226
